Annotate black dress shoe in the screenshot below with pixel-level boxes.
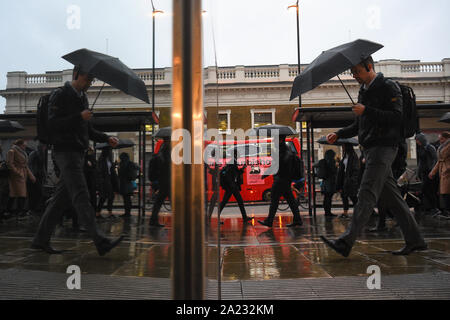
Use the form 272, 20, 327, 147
96, 236, 125, 256
392, 243, 428, 255
257, 220, 272, 228
320, 236, 352, 257
30, 243, 64, 254
149, 221, 165, 228
287, 220, 303, 227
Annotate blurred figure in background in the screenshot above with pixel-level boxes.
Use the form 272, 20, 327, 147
416, 133, 439, 215
118, 152, 139, 218
27, 142, 47, 217
336, 144, 360, 219
321, 149, 338, 218
7, 140, 36, 218
429, 132, 450, 218
96, 148, 119, 220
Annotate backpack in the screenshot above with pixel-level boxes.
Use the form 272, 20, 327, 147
290, 155, 304, 180
391, 81, 418, 138
36, 87, 63, 145
315, 159, 328, 179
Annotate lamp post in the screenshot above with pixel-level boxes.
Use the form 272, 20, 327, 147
151, 0, 164, 153
288, 1, 303, 158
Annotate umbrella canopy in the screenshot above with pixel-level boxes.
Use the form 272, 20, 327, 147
439, 112, 450, 123
249, 124, 297, 136
154, 127, 171, 138
62, 48, 150, 104
317, 136, 359, 146
0, 120, 25, 133
290, 39, 384, 101
96, 139, 135, 150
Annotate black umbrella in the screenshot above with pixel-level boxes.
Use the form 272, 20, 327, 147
290, 39, 384, 103
439, 112, 450, 123
62, 49, 150, 109
0, 120, 25, 133
317, 136, 359, 146
96, 139, 135, 150
154, 127, 171, 138
249, 124, 297, 136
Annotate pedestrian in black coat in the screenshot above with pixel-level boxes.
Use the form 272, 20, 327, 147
118, 152, 138, 218
416, 133, 439, 214
336, 144, 360, 218
96, 148, 119, 219
218, 150, 250, 223
149, 139, 171, 227
31, 66, 123, 255
321, 149, 338, 217
258, 135, 303, 228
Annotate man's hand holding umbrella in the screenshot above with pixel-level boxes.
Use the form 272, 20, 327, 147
81, 110, 119, 148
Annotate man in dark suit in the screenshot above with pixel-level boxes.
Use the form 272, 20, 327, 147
31, 65, 123, 255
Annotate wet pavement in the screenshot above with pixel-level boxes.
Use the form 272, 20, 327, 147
0, 205, 449, 299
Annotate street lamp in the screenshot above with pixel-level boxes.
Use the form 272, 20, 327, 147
151, 0, 164, 153
288, 1, 303, 158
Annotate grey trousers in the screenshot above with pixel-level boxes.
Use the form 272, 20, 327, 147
32, 151, 105, 246
340, 146, 425, 248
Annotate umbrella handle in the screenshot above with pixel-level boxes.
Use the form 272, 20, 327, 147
90, 82, 106, 111
337, 75, 355, 105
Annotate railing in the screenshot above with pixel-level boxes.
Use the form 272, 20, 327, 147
401, 62, 443, 73
25, 74, 62, 84
245, 67, 279, 79
11, 60, 448, 89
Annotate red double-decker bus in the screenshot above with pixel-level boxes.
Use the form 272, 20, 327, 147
151, 137, 302, 203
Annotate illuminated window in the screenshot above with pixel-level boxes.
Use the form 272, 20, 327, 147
251, 108, 275, 128
218, 110, 231, 134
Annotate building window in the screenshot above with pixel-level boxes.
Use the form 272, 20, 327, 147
218, 110, 231, 134
251, 108, 275, 128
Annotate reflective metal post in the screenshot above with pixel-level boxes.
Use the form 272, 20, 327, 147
172, 0, 205, 300
311, 124, 317, 219
138, 125, 142, 219
306, 121, 312, 216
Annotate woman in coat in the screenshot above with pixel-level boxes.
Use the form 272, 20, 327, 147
336, 144, 360, 219
429, 131, 450, 217
321, 149, 338, 217
6, 140, 36, 217
96, 148, 119, 219
118, 152, 138, 218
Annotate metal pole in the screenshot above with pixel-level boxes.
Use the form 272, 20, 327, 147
152, 10, 156, 154
306, 122, 312, 216
172, 0, 205, 300
311, 124, 317, 219
137, 127, 142, 219
295, 1, 303, 159
142, 123, 146, 218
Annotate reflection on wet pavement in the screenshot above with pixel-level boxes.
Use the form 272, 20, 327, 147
0, 210, 449, 282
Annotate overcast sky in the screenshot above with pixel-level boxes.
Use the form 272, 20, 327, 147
1, 0, 449, 112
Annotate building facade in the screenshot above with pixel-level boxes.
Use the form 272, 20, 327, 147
1, 59, 450, 161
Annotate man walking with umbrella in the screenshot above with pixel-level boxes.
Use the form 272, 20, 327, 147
31, 65, 123, 255
321, 56, 426, 256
